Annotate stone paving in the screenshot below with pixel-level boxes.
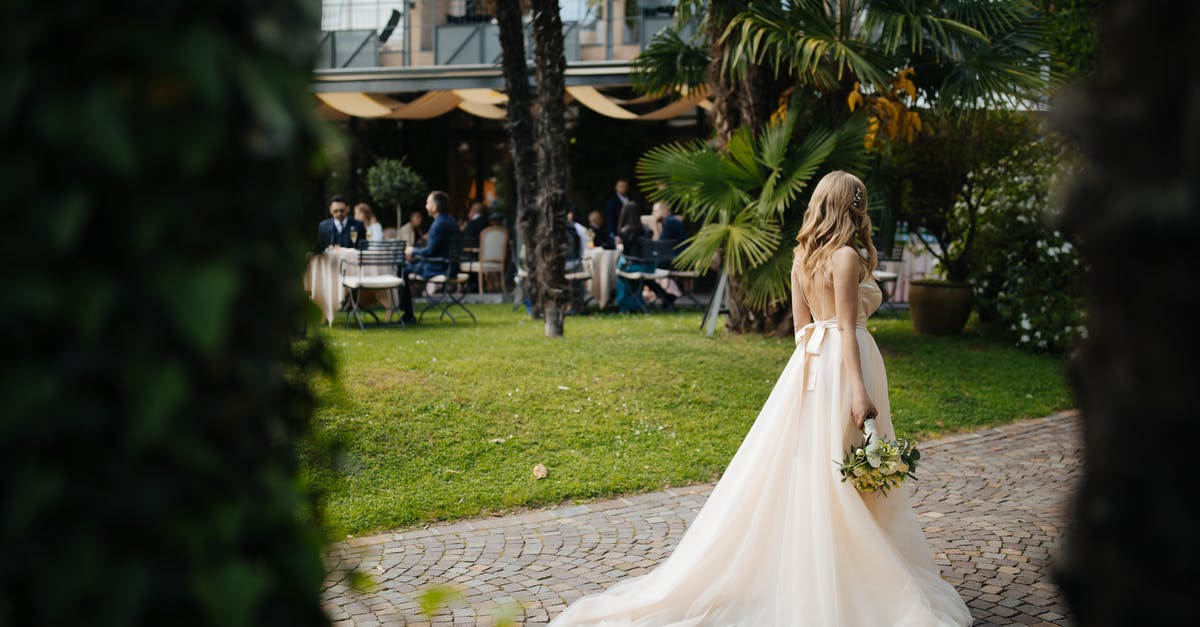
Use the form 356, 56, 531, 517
323, 411, 1080, 626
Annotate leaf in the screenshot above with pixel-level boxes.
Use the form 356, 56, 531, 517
153, 260, 240, 355
532, 463, 548, 479
416, 585, 463, 618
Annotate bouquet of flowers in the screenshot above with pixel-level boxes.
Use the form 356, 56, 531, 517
837, 418, 920, 494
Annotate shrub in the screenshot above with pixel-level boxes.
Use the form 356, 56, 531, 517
970, 137, 1086, 353
0, 1, 334, 625
366, 158, 427, 222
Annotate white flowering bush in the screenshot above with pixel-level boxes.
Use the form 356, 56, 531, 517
968, 136, 1086, 353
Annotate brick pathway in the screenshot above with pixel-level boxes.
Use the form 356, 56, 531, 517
324, 412, 1080, 626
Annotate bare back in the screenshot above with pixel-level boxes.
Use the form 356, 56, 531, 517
791, 248, 868, 324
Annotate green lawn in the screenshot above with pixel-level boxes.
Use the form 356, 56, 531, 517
304, 305, 1072, 536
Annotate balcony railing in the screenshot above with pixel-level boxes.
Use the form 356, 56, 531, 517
316, 0, 693, 70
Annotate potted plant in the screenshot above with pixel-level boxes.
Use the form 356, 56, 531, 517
365, 158, 427, 229
896, 111, 1036, 335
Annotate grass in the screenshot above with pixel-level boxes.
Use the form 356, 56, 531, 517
304, 304, 1073, 536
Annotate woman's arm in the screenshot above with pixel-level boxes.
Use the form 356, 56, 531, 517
832, 247, 877, 427
791, 259, 811, 343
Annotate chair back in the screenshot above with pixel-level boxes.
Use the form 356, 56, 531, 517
645, 239, 677, 269
445, 237, 466, 272
479, 226, 508, 268
355, 249, 405, 271
368, 239, 406, 253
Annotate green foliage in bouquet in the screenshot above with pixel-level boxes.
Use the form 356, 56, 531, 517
838, 425, 921, 495
0, 1, 335, 625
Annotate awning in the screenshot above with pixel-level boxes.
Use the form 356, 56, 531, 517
315, 86, 710, 122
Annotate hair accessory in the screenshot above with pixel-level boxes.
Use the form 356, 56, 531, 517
852, 185, 862, 209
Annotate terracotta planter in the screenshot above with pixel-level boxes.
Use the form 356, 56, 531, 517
908, 279, 974, 335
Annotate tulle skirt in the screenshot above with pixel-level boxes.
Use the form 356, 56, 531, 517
548, 326, 972, 626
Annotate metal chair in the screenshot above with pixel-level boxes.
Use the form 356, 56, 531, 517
410, 237, 476, 324
339, 247, 407, 330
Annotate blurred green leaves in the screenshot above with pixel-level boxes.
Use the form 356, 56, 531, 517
0, 1, 334, 625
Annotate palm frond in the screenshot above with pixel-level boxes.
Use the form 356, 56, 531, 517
726, 2, 894, 91
864, 0, 988, 56
632, 26, 711, 95
740, 238, 798, 311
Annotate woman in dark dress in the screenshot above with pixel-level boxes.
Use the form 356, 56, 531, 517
615, 201, 676, 312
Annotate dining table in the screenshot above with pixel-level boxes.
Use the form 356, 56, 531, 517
304, 246, 402, 325
583, 246, 620, 310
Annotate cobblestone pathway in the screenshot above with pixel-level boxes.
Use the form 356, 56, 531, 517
324, 412, 1080, 626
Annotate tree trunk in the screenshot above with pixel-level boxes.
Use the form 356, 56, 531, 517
706, 0, 788, 335
495, 0, 541, 316
1053, 1, 1200, 624
531, 0, 571, 337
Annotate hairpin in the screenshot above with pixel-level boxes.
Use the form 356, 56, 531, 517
852, 185, 862, 209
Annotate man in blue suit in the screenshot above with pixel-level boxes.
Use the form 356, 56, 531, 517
657, 202, 687, 252
317, 194, 367, 250
406, 190, 462, 278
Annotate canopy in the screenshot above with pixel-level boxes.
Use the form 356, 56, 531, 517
315, 86, 709, 121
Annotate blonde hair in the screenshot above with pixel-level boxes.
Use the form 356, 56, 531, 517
794, 171, 877, 283
353, 203, 377, 225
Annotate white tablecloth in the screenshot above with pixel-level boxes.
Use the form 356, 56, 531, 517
583, 247, 620, 310
878, 240, 941, 303
304, 247, 400, 325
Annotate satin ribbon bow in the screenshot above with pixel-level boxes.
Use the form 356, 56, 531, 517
795, 320, 839, 392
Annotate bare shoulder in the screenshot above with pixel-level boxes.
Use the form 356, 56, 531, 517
830, 246, 864, 281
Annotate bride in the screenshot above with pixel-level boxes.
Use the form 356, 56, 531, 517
548, 171, 972, 626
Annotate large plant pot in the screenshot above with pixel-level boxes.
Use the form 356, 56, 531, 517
908, 279, 974, 335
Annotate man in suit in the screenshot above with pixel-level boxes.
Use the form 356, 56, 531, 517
603, 177, 632, 239
406, 190, 462, 279
463, 201, 489, 248
318, 195, 367, 250
656, 201, 687, 252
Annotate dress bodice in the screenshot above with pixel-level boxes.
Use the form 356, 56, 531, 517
855, 277, 883, 325
808, 277, 882, 326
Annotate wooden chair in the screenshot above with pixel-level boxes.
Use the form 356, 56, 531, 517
461, 225, 508, 294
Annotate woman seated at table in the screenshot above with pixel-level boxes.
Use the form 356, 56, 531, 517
615, 201, 676, 312
398, 210, 426, 248
354, 203, 385, 243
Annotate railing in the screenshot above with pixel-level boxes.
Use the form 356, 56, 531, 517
316, 0, 690, 69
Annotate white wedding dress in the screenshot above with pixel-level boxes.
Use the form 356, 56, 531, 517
548, 274, 972, 626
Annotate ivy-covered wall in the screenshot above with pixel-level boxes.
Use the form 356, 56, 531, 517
1, 1, 333, 625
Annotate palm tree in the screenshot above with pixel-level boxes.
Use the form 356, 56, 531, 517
639, 112, 869, 334
635, 0, 1055, 334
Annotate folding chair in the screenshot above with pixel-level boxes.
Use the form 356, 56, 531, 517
339, 247, 407, 330
616, 241, 673, 313
410, 237, 477, 324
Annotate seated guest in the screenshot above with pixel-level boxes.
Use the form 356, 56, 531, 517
318, 195, 367, 250
354, 202, 385, 243
398, 209, 426, 248
586, 209, 614, 249
653, 201, 686, 247
406, 190, 462, 279
615, 201, 676, 312
567, 209, 588, 259
463, 201, 489, 247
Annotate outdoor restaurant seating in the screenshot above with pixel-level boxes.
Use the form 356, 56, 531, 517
461, 225, 508, 294
616, 239, 674, 313
410, 237, 477, 324
339, 245, 407, 330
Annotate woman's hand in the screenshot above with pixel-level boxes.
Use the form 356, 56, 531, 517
850, 393, 878, 429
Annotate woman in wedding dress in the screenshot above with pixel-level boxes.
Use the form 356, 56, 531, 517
548, 171, 972, 626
